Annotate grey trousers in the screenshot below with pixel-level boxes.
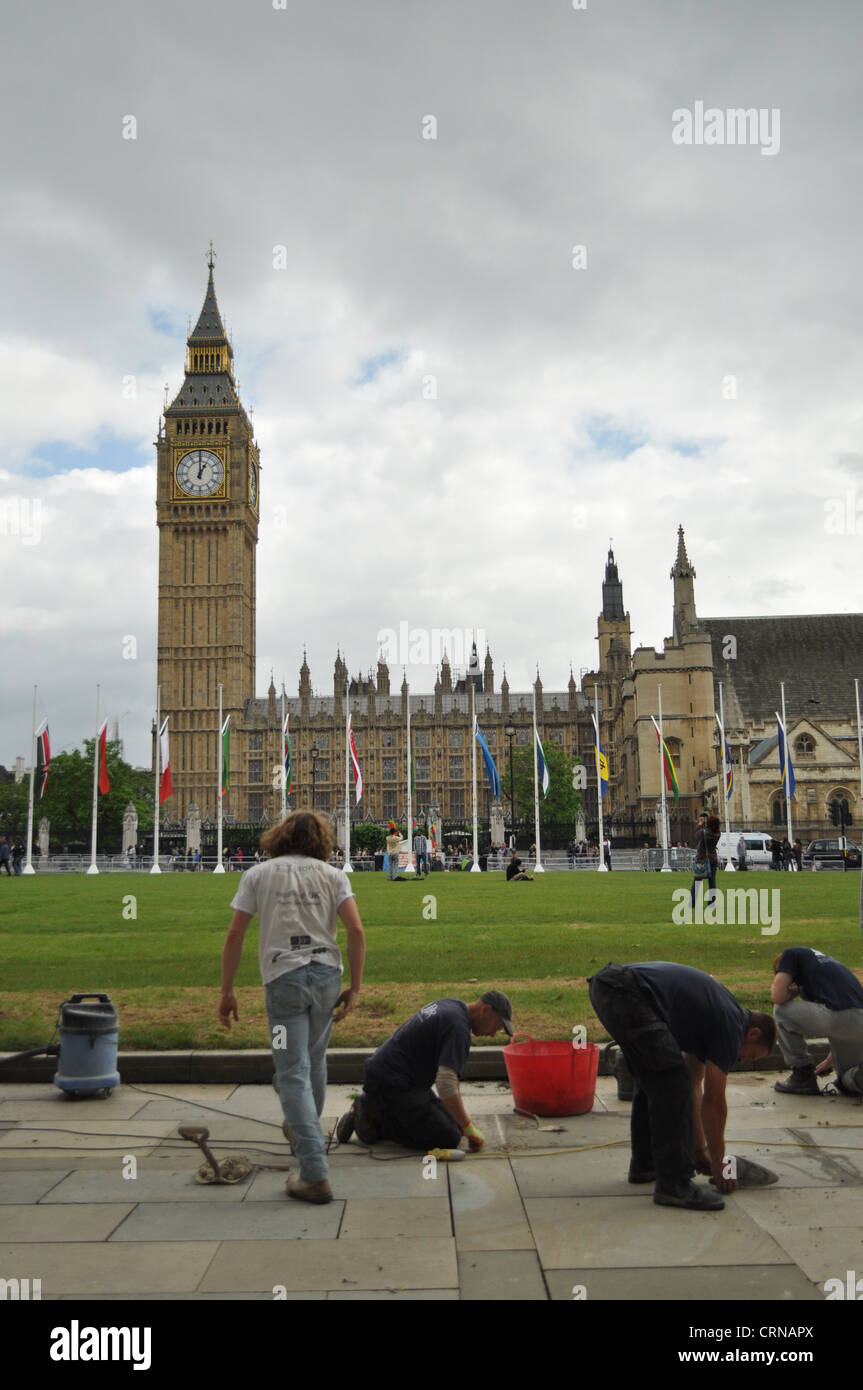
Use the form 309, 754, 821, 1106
774, 1000, 863, 1091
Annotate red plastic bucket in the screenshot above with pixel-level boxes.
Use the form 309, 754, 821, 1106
503, 1034, 599, 1117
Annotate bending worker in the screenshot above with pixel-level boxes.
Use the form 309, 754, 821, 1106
337, 991, 514, 1151
772, 947, 863, 1097
589, 961, 775, 1211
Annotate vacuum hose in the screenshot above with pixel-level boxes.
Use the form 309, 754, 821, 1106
0, 1044, 60, 1064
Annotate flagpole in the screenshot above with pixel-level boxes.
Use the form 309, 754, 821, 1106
532, 686, 545, 873
23, 686, 38, 875
281, 688, 287, 820
780, 682, 794, 850
470, 682, 480, 872
214, 684, 225, 873
344, 679, 353, 873
718, 684, 734, 872
657, 684, 670, 872
151, 687, 162, 874
87, 688, 101, 875
593, 683, 607, 872
404, 678, 415, 874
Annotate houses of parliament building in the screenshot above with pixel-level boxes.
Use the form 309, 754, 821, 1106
156, 260, 863, 843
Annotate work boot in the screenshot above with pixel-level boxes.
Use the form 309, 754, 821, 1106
282, 1121, 297, 1154
838, 1063, 863, 1096
353, 1092, 382, 1144
335, 1106, 355, 1145
285, 1173, 333, 1205
654, 1181, 725, 1212
774, 1066, 821, 1096
627, 1162, 656, 1184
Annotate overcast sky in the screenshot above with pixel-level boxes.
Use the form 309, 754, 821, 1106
3, 0, 862, 770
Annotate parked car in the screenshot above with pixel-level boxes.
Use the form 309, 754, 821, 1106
802, 838, 862, 870
716, 832, 775, 869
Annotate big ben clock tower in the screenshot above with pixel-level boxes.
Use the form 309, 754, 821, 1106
156, 248, 260, 819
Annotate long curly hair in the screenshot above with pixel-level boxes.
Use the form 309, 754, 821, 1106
260, 810, 334, 862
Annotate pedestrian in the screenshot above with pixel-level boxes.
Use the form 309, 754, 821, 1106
220, 809, 366, 1203
603, 836, 612, 871
782, 837, 792, 871
385, 820, 401, 881
793, 838, 803, 872
336, 991, 513, 1153
772, 947, 863, 1097
588, 960, 775, 1211
769, 838, 782, 871
736, 834, 748, 871
195, 849, 202, 871
0, 838, 11, 876
690, 814, 719, 907
12, 841, 24, 875
414, 829, 428, 877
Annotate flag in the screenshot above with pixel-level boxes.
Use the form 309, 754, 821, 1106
776, 714, 796, 799
534, 723, 550, 798
283, 714, 293, 794
430, 823, 437, 852
388, 819, 398, 832
650, 716, 679, 802
715, 715, 733, 801
220, 717, 230, 797
349, 718, 363, 803
591, 713, 608, 799
98, 721, 110, 795
36, 723, 50, 800
159, 718, 173, 803
475, 723, 501, 797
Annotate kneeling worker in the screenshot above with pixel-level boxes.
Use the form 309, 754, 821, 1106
337, 991, 514, 1152
772, 947, 863, 1096
588, 961, 775, 1211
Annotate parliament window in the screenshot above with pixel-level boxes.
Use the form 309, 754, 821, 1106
516, 730, 529, 745
382, 732, 396, 747
382, 792, 398, 821
549, 729, 563, 745
382, 757, 397, 781
248, 794, 263, 819
415, 730, 430, 747
450, 792, 465, 818
249, 733, 263, 751
316, 733, 330, 750
416, 757, 430, 781
449, 757, 464, 780
315, 758, 330, 782
448, 731, 463, 747
249, 760, 263, 783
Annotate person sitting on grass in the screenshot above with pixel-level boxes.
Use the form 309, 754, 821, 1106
506, 854, 533, 881
336, 991, 514, 1153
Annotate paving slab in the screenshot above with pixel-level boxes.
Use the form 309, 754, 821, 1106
0, 1094, 152, 1122
108, 1199, 344, 1241
200, 1236, 458, 1293
328, 1288, 459, 1300
0, 1170, 69, 1204
457, 1249, 547, 1300
545, 1265, 823, 1301
512, 1149, 647, 1199
245, 1157, 442, 1201
130, 1103, 284, 1144
0, 1119, 179, 1162
524, 1195, 790, 1269
0, 1203, 134, 1242
763, 1227, 863, 1285
735, 1186, 863, 1232
0, 1241, 220, 1295
450, 1158, 535, 1250
40, 1169, 251, 1203
57, 1291, 309, 1301
339, 1197, 451, 1239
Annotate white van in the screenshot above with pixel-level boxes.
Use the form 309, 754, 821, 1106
716, 832, 775, 870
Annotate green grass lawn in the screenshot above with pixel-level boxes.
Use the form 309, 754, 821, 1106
1, 871, 860, 1050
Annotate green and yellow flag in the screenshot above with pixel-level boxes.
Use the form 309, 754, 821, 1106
220, 717, 230, 797
651, 716, 679, 802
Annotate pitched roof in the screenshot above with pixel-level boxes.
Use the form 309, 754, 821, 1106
702, 614, 863, 723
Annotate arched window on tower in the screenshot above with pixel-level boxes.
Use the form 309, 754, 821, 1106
795, 734, 815, 759
828, 792, 853, 827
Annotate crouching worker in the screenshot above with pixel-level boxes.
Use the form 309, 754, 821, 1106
337, 991, 514, 1152
219, 810, 366, 1205
772, 947, 863, 1096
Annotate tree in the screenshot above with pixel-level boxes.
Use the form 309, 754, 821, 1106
0, 780, 28, 839
38, 740, 153, 850
350, 822, 388, 853
501, 744, 582, 826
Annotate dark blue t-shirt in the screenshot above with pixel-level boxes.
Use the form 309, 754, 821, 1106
627, 962, 749, 1074
365, 998, 471, 1090
777, 948, 863, 1012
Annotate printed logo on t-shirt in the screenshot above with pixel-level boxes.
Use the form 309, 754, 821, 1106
419, 1003, 438, 1020
290, 935, 312, 949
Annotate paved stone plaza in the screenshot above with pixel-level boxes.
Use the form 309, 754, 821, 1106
1, 1074, 861, 1301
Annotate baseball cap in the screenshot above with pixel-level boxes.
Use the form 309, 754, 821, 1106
481, 989, 514, 1036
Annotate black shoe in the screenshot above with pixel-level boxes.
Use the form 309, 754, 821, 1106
353, 1093, 382, 1145
335, 1107, 355, 1145
628, 1163, 656, 1184
774, 1067, 821, 1096
654, 1182, 725, 1211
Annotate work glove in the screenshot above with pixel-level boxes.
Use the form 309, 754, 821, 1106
462, 1120, 485, 1151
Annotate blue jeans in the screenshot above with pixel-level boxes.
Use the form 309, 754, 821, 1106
266, 962, 343, 1183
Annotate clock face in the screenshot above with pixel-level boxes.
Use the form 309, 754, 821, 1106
248, 460, 257, 508
176, 449, 225, 498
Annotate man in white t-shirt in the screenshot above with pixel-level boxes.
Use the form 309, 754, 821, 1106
219, 811, 366, 1204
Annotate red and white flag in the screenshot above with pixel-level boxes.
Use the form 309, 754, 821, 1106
159, 718, 173, 803
349, 718, 363, 803
98, 720, 110, 796
36, 722, 50, 799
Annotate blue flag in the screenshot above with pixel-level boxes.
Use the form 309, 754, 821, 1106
776, 715, 795, 799
475, 723, 501, 798
592, 713, 608, 799
715, 715, 733, 801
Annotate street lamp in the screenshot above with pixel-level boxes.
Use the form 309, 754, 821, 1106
505, 724, 516, 839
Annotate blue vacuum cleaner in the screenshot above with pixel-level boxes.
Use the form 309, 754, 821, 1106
0, 993, 120, 1099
